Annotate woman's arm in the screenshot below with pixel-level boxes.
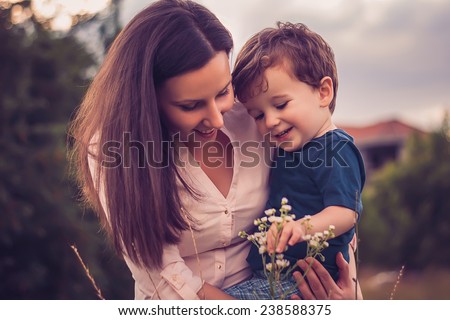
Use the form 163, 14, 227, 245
125, 244, 239, 300
89, 155, 221, 300
124, 246, 203, 300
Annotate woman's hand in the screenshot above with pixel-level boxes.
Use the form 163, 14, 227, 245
291, 252, 360, 300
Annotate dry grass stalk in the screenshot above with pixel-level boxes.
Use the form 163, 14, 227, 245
183, 210, 205, 299
389, 265, 405, 300
353, 191, 360, 300
70, 244, 105, 300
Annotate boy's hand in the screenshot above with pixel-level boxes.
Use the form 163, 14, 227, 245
267, 219, 306, 253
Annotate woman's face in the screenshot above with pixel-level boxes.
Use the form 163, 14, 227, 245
157, 51, 234, 146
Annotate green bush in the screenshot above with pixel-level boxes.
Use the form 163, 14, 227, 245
359, 117, 450, 269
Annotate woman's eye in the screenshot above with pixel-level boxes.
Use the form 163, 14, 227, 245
254, 113, 264, 121
275, 102, 288, 109
218, 88, 230, 97
179, 104, 198, 111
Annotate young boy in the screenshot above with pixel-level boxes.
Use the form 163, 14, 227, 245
225, 22, 365, 299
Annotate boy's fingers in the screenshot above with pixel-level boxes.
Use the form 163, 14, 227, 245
276, 228, 291, 252
267, 225, 277, 252
288, 229, 303, 245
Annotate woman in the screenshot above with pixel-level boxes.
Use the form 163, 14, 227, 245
69, 0, 361, 299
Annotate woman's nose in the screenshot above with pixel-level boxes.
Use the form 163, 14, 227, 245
203, 102, 224, 128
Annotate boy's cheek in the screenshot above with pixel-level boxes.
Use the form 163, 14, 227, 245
262, 133, 278, 148
256, 122, 269, 135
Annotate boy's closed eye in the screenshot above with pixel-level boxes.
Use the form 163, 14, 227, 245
249, 101, 290, 120
275, 101, 289, 109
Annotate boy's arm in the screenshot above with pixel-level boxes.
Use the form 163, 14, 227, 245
269, 135, 364, 253
301, 205, 356, 237
268, 206, 356, 253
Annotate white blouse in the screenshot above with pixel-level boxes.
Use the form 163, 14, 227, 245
92, 103, 270, 299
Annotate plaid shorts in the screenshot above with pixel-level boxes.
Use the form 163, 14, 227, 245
223, 271, 301, 300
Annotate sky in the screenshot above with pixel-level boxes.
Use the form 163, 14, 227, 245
119, 0, 450, 130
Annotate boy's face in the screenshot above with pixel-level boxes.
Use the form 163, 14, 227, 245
243, 65, 334, 151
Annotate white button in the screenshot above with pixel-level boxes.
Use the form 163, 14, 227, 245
217, 264, 222, 270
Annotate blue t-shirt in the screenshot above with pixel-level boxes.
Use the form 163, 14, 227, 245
246, 129, 366, 281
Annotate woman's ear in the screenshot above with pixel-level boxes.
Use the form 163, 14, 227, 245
319, 76, 333, 108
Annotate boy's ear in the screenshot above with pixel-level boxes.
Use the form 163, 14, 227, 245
319, 76, 333, 108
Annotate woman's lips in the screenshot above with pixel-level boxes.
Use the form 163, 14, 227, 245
194, 128, 216, 138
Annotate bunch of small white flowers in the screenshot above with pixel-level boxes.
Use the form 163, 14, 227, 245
301, 216, 336, 263
239, 197, 335, 299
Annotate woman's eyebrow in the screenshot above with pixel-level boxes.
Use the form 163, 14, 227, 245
172, 98, 199, 104
172, 80, 232, 105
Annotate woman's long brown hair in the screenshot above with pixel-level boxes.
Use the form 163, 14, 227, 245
68, 0, 233, 269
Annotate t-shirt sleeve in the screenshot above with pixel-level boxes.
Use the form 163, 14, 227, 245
308, 138, 365, 217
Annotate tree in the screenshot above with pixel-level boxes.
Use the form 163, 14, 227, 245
0, 3, 133, 299
359, 116, 450, 269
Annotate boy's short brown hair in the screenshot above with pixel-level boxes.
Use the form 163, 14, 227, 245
232, 22, 338, 114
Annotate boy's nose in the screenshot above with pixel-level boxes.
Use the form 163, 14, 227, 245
265, 112, 280, 129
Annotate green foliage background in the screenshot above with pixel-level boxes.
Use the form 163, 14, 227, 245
0, 3, 133, 299
359, 119, 450, 269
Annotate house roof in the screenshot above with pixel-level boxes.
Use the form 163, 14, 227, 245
338, 119, 425, 146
